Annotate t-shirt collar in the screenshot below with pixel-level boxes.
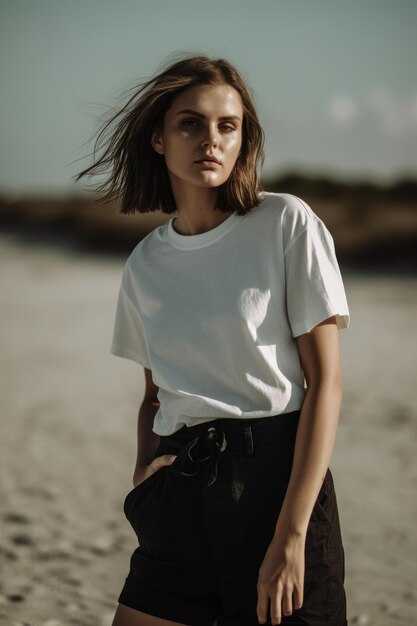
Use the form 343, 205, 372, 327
164, 210, 243, 250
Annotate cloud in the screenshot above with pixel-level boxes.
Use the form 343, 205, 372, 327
366, 88, 417, 135
327, 96, 358, 124
326, 89, 417, 136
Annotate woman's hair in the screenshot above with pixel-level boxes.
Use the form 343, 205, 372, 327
73, 53, 265, 215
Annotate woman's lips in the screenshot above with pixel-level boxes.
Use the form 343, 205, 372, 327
194, 160, 221, 168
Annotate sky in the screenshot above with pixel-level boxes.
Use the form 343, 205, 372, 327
1, 0, 417, 195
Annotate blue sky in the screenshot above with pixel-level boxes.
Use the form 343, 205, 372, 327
1, 0, 416, 194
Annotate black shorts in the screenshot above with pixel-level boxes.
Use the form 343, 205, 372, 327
119, 410, 348, 625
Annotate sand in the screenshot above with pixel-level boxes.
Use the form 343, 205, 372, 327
0, 231, 416, 626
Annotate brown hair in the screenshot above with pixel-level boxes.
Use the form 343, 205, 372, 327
73, 53, 265, 215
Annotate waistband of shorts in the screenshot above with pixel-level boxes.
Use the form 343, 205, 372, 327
159, 409, 301, 454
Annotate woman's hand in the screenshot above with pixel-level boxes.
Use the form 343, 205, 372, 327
256, 531, 305, 625
133, 454, 177, 488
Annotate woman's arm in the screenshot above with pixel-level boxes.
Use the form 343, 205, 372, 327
257, 315, 343, 624
132, 368, 178, 488
133, 368, 161, 482
274, 314, 343, 537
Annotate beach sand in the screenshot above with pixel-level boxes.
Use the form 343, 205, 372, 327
1, 232, 416, 626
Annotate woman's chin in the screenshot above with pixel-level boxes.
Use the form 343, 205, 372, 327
194, 173, 227, 188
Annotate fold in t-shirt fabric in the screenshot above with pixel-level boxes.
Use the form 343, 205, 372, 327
110, 192, 350, 436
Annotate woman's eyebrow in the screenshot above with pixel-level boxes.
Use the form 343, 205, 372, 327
175, 108, 241, 122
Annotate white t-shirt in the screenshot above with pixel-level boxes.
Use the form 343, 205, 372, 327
110, 192, 350, 436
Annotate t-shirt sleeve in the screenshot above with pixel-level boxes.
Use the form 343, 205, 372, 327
284, 206, 350, 338
110, 280, 151, 368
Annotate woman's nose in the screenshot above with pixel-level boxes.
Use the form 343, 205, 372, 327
201, 129, 219, 148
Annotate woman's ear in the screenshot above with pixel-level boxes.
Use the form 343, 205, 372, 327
151, 128, 164, 155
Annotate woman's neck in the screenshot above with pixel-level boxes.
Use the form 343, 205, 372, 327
169, 179, 232, 236
172, 208, 234, 236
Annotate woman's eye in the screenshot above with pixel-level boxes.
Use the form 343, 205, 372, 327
182, 119, 199, 126
181, 120, 235, 132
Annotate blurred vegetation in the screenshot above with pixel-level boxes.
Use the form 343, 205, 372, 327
1, 171, 416, 272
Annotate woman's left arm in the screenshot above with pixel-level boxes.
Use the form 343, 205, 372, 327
257, 315, 343, 624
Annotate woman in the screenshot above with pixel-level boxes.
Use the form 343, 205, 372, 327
75, 54, 350, 626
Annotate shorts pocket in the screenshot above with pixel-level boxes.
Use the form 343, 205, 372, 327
123, 442, 173, 520
123, 469, 165, 518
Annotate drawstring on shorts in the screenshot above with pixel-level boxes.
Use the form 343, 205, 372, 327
169, 420, 256, 488
169, 426, 227, 487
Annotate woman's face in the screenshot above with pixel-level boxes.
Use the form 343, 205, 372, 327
151, 83, 243, 191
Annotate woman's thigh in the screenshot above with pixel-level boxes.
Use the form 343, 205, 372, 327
112, 602, 210, 626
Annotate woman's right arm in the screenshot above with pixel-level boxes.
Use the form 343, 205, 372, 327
132, 368, 176, 487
